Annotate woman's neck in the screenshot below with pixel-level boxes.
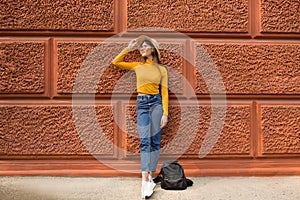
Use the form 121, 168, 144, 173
146, 55, 153, 60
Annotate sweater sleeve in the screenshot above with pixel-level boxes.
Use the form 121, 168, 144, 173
160, 66, 169, 116
111, 47, 139, 70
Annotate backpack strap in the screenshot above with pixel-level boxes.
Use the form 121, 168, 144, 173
186, 178, 193, 187
155, 64, 162, 82
153, 173, 162, 183
154, 64, 163, 94
154, 166, 163, 183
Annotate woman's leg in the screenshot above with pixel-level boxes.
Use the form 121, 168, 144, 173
149, 103, 163, 172
137, 95, 163, 198
137, 106, 151, 173
137, 107, 155, 198
142, 171, 149, 181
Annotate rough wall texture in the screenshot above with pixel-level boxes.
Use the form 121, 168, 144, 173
261, 105, 300, 154
0, 41, 45, 93
0, 0, 299, 176
128, 0, 249, 32
126, 105, 251, 156
261, 0, 300, 33
0, 0, 114, 31
0, 105, 114, 156
195, 43, 300, 94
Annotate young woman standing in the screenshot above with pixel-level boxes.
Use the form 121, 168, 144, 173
112, 35, 168, 198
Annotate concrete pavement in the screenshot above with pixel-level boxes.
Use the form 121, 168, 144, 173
0, 176, 299, 200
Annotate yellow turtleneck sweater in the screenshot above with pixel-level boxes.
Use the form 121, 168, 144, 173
111, 47, 168, 116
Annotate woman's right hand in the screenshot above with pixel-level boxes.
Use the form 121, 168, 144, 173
160, 115, 168, 128
128, 38, 137, 50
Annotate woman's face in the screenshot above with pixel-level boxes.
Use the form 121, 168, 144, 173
139, 42, 153, 58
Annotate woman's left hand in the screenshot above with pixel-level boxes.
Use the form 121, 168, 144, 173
128, 38, 138, 50
160, 115, 168, 128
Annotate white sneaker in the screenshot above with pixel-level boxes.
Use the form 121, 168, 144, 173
148, 175, 156, 190
141, 180, 154, 199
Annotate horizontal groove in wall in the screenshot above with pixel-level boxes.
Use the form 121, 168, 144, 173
0, 158, 300, 176
1, 31, 300, 39
0, 97, 299, 104
2, 36, 300, 44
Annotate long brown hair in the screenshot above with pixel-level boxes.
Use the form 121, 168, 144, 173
140, 40, 161, 64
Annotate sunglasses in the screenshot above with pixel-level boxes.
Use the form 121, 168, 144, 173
138, 46, 153, 51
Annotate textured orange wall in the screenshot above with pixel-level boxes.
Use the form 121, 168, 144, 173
0, 0, 299, 176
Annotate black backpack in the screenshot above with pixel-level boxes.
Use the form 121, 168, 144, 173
154, 161, 193, 190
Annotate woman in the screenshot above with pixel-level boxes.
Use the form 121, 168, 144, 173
112, 35, 168, 198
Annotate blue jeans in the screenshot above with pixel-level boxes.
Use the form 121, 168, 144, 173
136, 94, 163, 172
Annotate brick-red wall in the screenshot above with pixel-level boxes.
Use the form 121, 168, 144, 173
0, 0, 299, 176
